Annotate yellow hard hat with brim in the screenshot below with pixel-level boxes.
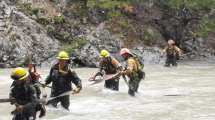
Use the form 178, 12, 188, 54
100, 50, 109, 58
57, 51, 70, 60
11, 67, 28, 81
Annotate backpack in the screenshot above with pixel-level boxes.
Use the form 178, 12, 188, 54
131, 52, 145, 79
131, 52, 144, 69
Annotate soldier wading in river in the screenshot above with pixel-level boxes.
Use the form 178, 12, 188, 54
120, 48, 145, 96
10, 67, 41, 120
44, 51, 82, 110
162, 39, 182, 67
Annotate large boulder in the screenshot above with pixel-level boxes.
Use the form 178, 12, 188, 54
183, 37, 215, 59
74, 23, 121, 67
132, 46, 164, 64
0, 0, 59, 67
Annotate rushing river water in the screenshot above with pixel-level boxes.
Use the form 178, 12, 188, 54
0, 61, 215, 120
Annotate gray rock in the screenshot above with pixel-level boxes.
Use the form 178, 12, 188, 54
0, 0, 59, 68
183, 37, 214, 59
132, 46, 164, 64
73, 23, 121, 67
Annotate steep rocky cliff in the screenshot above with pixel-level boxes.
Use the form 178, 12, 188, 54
0, 0, 59, 67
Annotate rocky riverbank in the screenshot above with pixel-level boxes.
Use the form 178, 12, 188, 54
0, 0, 215, 68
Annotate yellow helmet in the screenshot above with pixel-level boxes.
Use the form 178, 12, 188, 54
11, 67, 28, 81
100, 50, 109, 57
57, 51, 70, 60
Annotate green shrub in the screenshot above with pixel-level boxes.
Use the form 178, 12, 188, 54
36, 17, 50, 25
47, 25, 55, 35
62, 32, 70, 40
87, 0, 131, 19
198, 18, 215, 37
17, 3, 40, 16
31, 8, 39, 16
63, 37, 88, 53
53, 15, 65, 24
143, 29, 154, 45
107, 11, 123, 18
159, 0, 215, 11
88, 0, 130, 9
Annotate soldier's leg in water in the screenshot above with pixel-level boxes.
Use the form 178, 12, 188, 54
136, 71, 145, 92
128, 79, 136, 96
36, 103, 46, 118
12, 114, 24, 120
172, 55, 178, 66
108, 78, 119, 91
13, 110, 36, 120
104, 80, 112, 89
165, 55, 170, 67
113, 78, 119, 91
135, 78, 141, 92
28, 113, 36, 120
46, 91, 60, 107
168, 55, 174, 66
60, 95, 70, 110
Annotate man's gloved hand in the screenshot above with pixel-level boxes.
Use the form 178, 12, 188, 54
72, 87, 81, 94
10, 97, 16, 105
88, 76, 96, 81
120, 70, 126, 75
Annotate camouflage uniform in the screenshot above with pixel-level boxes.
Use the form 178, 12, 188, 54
163, 45, 181, 67
99, 57, 121, 91
124, 57, 142, 96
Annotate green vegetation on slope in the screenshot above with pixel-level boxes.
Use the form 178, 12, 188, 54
16, 0, 215, 48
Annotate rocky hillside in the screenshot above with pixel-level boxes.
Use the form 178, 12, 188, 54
0, 0, 59, 67
0, 0, 215, 67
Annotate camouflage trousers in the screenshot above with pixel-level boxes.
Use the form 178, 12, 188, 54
128, 74, 141, 96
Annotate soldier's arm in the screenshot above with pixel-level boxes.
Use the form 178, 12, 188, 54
9, 88, 16, 105
174, 46, 182, 56
45, 68, 53, 85
111, 58, 122, 71
162, 46, 168, 53
70, 70, 82, 90
95, 68, 104, 77
99, 60, 105, 74
161, 46, 168, 56
94, 61, 105, 77
88, 61, 104, 81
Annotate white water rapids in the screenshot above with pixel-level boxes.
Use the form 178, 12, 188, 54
0, 61, 215, 120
